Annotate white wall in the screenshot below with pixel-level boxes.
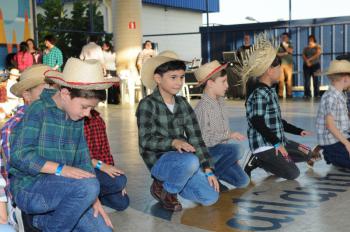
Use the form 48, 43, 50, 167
141, 4, 202, 61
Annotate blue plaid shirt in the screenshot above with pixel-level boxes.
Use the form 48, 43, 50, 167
9, 89, 94, 196
246, 83, 286, 151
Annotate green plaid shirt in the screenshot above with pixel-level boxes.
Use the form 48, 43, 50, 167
246, 83, 286, 151
9, 89, 94, 196
43, 46, 63, 71
136, 88, 213, 170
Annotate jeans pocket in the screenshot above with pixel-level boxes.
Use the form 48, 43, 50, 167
16, 190, 48, 214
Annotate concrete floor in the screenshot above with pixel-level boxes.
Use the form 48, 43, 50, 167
99, 98, 350, 232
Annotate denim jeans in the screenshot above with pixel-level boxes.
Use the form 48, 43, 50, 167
151, 151, 219, 206
0, 224, 16, 232
208, 143, 250, 188
95, 169, 129, 211
321, 139, 350, 168
13, 175, 112, 232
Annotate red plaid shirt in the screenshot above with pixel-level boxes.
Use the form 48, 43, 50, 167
84, 110, 114, 165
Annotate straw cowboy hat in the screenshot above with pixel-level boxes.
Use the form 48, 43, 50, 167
232, 33, 279, 87
9, 68, 20, 77
194, 60, 227, 86
45, 58, 118, 90
11, 64, 51, 97
141, 51, 184, 90
324, 60, 350, 76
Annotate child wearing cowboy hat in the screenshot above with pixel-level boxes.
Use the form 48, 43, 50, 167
194, 60, 250, 191
315, 59, 350, 168
8, 58, 116, 231
233, 33, 321, 180
136, 52, 219, 212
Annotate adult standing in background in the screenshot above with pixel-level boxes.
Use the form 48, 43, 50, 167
80, 35, 104, 64
136, 40, 156, 73
237, 34, 252, 59
26, 38, 42, 64
102, 41, 120, 104
42, 35, 63, 71
303, 34, 321, 98
13, 42, 33, 72
277, 32, 294, 98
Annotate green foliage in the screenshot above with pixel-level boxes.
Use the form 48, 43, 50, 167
37, 0, 113, 61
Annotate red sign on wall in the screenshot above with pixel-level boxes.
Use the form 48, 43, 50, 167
128, 21, 136, 29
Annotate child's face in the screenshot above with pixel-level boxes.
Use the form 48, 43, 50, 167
268, 65, 281, 84
343, 75, 350, 89
209, 75, 228, 97
22, 83, 46, 105
61, 91, 99, 121
155, 69, 185, 96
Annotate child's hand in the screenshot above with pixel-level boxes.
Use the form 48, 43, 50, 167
101, 164, 125, 178
230, 132, 246, 141
172, 139, 196, 153
300, 130, 313, 136
93, 199, 114, 228
61, 166, 95, 179
275, 145, 291, 161
205, 169, 219, 192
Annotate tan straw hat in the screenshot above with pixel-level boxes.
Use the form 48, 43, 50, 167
141, 51, 184, 90
45, 58, 118, 90
9, 68, 20, 77
11, 64, 51, 97
232, 33, 279, 87
324, 60, 350, 76
194, 60, 227, 86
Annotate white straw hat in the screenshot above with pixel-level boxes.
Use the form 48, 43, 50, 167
45, 58, 118, 90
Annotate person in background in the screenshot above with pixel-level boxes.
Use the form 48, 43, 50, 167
13, 42, 33, 72
80, 35, 104, 65
26, 39, 42, 64
102, 41, 119, 104
277, 32, 294, 98
42, 35, 63, 71
237, 34, 252, 60
136, 40, 156, 73
302, 34, 322, 98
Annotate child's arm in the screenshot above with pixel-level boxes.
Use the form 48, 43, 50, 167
0, 175, 7, 224
91, 159, 124, 178
326, 114, 350, 153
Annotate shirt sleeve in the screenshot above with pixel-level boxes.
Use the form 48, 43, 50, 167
56, 49, 63, 68
324, 95, 338, 118
184, 101, 213, 170
136, 99, 173, 152
9, 105, 47, 176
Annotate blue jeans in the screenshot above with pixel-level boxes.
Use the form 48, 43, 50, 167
321, 139, 350, 168
208, 143, 250, 188
13, 175, 112, 232
0, 224, 16, 232
151, 151, 219, 206
95, 169, 129, 211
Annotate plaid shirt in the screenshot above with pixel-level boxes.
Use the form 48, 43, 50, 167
43, 46, 63, 71
246, 83, 286, 151
316, 86, 349, 145
195, 93, 230, 147
136, 87, 213, 170
9, 89, 94, 196
84, 109, 114, 165
1, 105, 27, 197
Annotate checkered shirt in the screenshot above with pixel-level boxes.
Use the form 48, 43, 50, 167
246, 83, 286, 151
316, 85, 349, 145
43, 46, 63, 71
136, 87, 213, 170
84, 109, 114, 165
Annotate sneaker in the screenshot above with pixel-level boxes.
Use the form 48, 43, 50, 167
150, 178, 182, 212
244, 153, 259, 177
307, 145, 323, 168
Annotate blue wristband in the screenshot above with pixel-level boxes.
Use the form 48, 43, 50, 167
205, 172, 214, 177
55, 164, 64, 176
274, 143, 280, 149
96, 160, 103, 170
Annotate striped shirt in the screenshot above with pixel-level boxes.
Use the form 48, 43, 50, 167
136, 87, 213, 170
9, 89, 94, 196
43, 46, 63, 71
194, 93, 230, 147
316, 85, 349, 145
